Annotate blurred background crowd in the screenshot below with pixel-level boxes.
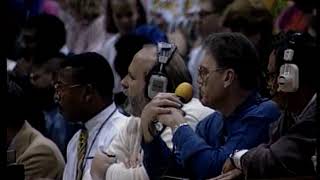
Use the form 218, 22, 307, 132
4, 0, 320, 179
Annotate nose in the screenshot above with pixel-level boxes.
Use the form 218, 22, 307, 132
121, 76, 129, 89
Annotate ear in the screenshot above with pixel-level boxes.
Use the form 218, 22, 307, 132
223, 69, 235, 88
83, 84, 95, 102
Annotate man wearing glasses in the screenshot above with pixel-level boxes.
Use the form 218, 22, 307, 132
55, 52, 129, 180
140, 33, 281, 179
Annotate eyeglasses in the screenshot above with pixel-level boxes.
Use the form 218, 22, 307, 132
198, 66, 225, 80
54, 82, 82, 92
53, 82, 82, 103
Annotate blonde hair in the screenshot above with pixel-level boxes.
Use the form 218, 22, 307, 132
66, 0, 103, 21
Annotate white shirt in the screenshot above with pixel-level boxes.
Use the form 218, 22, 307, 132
63, 103, 129, 180
95, 98, 215, 180
99, 34, 122, 94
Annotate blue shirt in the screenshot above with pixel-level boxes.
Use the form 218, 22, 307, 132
44, 106, 80, 157
142, 91, 280, 179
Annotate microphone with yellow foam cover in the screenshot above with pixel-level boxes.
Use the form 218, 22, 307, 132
175, 82, 193, 103
153, 82, 193, 132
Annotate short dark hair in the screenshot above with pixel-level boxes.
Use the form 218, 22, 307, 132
105, 0, 147, 33
7, 76, 27, 129
62, 52, 114, 100
273, 31, 318, 88
210, 0, 235, 14
203, 32, 260, 90
293, 0, 319, 13
24, 14, 66, 63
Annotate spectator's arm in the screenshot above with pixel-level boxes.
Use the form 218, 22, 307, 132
241, 119, 317, 178
173, 115, 273, 179
20, 144, 65, 180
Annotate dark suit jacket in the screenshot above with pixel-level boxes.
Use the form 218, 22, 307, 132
241, 96, 317, 178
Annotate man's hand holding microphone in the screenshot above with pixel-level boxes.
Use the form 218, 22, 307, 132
141, 82, 193, 143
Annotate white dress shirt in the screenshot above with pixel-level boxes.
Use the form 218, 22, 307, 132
63, 103, 129, 180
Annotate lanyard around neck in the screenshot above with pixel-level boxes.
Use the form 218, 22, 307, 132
81, 107, 117, 170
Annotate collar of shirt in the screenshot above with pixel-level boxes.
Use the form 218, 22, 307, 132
223, 90, 279, 138
84, 102, 117, 132
226, 90, 262, 120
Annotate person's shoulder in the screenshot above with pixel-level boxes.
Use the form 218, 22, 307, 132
19, 132, 65, 179
245, 97, 281, 122
29, 130, 63, 156
109, 111, 131, 131
196, 111, 223, 129
104, 34, 120, 47
20, 129, 65, 167
256, 98, 280, 116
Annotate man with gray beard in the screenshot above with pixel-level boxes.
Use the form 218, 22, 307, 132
88, 43, 214, 180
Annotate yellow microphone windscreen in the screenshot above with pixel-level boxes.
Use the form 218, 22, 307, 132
175, 82, 193, 103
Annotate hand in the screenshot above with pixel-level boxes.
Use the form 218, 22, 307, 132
123, 151, 142, 168
209, 169, 242, 180
158, 107, 186, 128
222, 158, 236, 174
90, 149, 117, 180
140, 93, 182, 143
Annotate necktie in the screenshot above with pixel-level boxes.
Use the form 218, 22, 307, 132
76, 128, 88, 180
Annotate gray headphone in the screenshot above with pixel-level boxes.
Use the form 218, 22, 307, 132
146, 42, 177, 99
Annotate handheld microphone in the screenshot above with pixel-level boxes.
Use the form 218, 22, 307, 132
153, 82, 193, 132
174, 82, 193, 103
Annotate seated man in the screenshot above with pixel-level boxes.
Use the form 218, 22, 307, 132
90, 43, 214, 180
140, 33, 281, 179
11, 13, 67, 134
218, 31, 318, 179
30, 54, 79, 157
7, 77, 65, 180
55, 52, 130, 180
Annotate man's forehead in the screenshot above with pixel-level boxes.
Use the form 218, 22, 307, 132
201, 50, 216, 67
132, 47, 156, 71
57, 67, 74, 81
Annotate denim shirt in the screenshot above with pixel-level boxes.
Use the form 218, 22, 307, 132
142, 91, 281, 179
